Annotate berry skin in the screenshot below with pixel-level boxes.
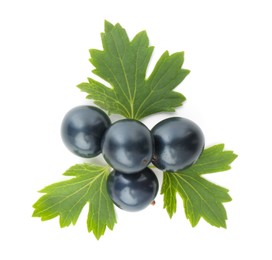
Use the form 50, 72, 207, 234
151, 117, 205, 172
101, 119, 154, 174
61, 106, 111, 158
107, 168, 159, 212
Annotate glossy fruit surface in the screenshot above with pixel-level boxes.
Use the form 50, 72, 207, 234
151, 117, 205, 171
61, 106, 111, 158
107, 168, 159, 212
102, 119, 153, 173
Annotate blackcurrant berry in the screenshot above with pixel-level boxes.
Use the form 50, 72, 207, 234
151, 117, 204, 171
101, 119, 154, 173
61, 106, 111, 158
107, 168, 159, 212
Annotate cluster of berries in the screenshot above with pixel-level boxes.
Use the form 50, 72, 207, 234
61, 106, 204, 211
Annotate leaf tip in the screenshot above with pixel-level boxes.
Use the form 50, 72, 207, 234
32, 210, 38, 218
183, 68, 191, 76
222, 223, 227, 229
93, 233, 103, 240
104, 20, 114, 32
232, 152, 238, 160
167, 211, 175, 219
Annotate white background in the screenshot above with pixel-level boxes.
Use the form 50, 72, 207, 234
0, 0, 271, 259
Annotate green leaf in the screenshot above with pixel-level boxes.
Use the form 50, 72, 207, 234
184, 144, 238, 175
77, 21, 189, 120
32, 164, 117, 240
161, 144, 237, 228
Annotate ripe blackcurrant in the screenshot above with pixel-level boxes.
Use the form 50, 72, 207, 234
102, 119, 154, 173
151, 117, 204, 171
107, 168, 159, 212
61, 106, 111, 158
